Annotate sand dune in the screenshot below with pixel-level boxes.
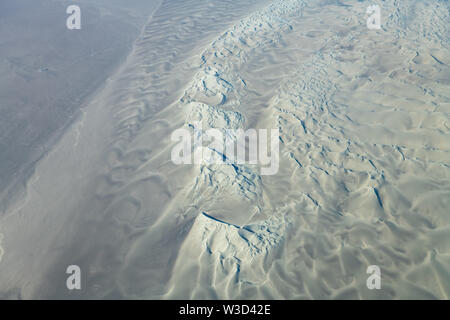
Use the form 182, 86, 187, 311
0, 0, 449, 299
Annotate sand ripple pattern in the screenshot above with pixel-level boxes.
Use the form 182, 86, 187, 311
0, 0, 448, 300
167, 0, 450, 299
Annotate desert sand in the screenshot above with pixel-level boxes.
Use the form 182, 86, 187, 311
0, 0, 449, 299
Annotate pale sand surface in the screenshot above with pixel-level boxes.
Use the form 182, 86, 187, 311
0, 0, 449, 299
0, 0, 160, 211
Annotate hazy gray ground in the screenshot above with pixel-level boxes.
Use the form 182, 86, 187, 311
0, 0, 160, 211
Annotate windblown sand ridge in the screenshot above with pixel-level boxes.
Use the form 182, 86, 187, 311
166, 0, 450, 299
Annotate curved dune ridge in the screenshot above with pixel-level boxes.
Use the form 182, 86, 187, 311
165, 0, 450, 299
0, 0, 448, 299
